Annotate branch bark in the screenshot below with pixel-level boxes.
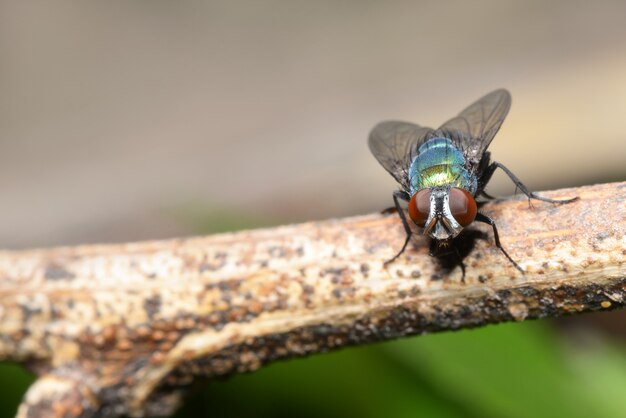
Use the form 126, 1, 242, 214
1, 181, 625, 418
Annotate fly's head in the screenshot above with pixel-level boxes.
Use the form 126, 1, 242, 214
408, 186, 477, 241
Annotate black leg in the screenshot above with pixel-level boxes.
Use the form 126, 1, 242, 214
480, 190, 497, 200
428, 238, 437, 257
381, 206, 397, 215
475, 212, 524, 274
484, 162, 578, 204
384, 190, 412, 265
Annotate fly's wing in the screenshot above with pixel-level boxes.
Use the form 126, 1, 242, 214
368, 121, 432, 191
438, 89, 511, 164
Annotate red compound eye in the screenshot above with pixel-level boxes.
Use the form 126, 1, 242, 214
408, 189, 431, 227
449, 188, 477, 227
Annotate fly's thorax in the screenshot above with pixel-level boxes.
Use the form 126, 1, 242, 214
409, 136, 477, 195
408, 186, 478, 241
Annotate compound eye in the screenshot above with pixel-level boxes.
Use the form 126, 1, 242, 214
408, 189, 431, 227
449, 188, 477, 227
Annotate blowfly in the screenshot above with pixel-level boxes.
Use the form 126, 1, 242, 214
369, 89, 577, 274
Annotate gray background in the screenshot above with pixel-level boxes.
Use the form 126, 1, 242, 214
1, 1, 624, 248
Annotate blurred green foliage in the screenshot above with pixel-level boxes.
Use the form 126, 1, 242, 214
172, 203, 285, 235
0, 363, 34, 418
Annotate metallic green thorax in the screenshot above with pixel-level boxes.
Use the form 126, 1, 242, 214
409, 137, 477, 195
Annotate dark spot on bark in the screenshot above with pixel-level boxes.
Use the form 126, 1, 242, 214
595, 231, 610, 242
144, 295, 162, 319
301, 284, 315, 295
557, 285, 578, 298
216, 282, 232, 292
268, 246, 285, 258
478, 275, 487, 283
199, 258, 226, 272
517, 286, 538, 297
360, 263, 370, 275
322, 267, 346, 280
580, 284, 606, 305
411, 270, 421, 278
204, 279, 242, 292
20, 304, 42, 322
44, 263, 75, 280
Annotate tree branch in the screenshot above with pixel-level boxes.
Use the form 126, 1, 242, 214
1, 181, 625, 418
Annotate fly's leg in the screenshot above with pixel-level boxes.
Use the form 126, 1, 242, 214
381, 206, 397, 215
482, 162, 579, 205
428, 238, 438, 257
475, 212, 524, 274
384, 190, 412, 266
479, 190, 497, 200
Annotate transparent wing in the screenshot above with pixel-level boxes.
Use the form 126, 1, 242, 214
438, 89, 511, 162
368, 121, 433, 190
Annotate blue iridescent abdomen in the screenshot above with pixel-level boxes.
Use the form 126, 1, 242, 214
409, 137, 476, 195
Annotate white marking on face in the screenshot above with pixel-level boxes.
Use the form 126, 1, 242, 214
424, 190, 464, 240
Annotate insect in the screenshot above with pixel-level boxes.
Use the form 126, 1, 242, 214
368, 89, 578, 274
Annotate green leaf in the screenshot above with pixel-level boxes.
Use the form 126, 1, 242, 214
176, 345, 464, 418
0, 363, 34, 418
384, 322, 609, 418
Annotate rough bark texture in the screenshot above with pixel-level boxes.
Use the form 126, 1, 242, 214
0, 181, 624, 418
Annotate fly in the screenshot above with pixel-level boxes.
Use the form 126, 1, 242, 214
368, 89, 578, 275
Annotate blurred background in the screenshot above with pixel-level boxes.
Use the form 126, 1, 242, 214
0, 1, 625, 417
